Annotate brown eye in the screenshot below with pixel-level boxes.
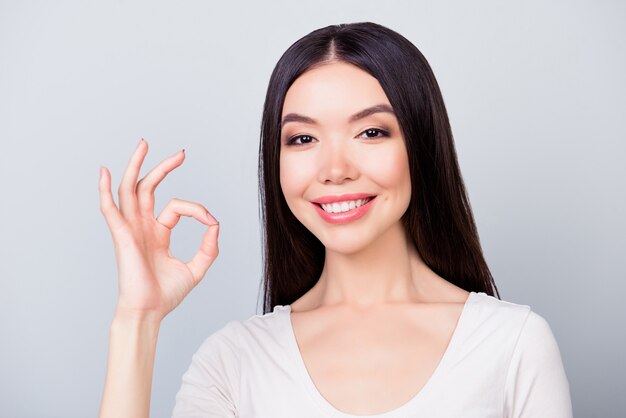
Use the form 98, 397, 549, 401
287, 134, 316, 146
360, 128, 389, 139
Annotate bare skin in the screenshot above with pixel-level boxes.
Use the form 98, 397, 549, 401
280, 61, 470, 415
97, 139, 219, 418
289, 249, 470, 415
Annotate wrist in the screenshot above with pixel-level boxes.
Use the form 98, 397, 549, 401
112, 307, 164, 327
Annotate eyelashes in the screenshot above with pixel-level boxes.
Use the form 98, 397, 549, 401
285, 128, 390, 146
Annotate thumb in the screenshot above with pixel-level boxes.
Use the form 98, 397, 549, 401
186, 222, 220, 284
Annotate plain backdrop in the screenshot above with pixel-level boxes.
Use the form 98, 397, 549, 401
0, 0, 624, 417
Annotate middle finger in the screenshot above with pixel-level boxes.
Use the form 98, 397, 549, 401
136, 148, 186, 217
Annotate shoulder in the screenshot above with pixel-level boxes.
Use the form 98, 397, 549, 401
177, 307, 287, 399
463, 293, 572, 416
236, 305, 288, 342
493, 298, 573, 416
458, 292, 551, 369
506, 305, 566, 374
471, 291, 531, 316
173, 318, 246, 416
465, 291, 532, 337
196, 305, 289, 359
470, 292, 558, 347
190, 318, 243, 368
468, 292, 563, 354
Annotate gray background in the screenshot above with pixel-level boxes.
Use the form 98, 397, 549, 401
0, 0, 624, 417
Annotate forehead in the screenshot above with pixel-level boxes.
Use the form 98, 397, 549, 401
281, 62, 391, 120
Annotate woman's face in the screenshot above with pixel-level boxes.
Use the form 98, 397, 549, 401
279, 61, 411, 254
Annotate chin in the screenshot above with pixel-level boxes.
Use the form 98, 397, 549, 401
315, 230, 380, 255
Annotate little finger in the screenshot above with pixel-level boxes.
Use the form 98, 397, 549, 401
99, 166, 126, 233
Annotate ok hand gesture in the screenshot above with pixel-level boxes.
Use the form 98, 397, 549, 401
98, 139, 219, 323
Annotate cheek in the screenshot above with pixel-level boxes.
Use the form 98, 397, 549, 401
362, 142, 411, 193
279, 153, 309, 203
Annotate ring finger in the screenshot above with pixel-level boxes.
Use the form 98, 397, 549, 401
118, 138, 148, 219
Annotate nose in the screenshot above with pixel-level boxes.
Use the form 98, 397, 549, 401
316, 137, 359, 184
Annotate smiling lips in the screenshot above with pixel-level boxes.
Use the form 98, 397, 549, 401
311, 193, 377, 224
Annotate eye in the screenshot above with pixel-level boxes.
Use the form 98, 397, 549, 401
285, 128, 390, 146
359, 128, 389, 140
286, 134, 317, 146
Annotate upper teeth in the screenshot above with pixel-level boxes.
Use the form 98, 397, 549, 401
320, 197, 372, 213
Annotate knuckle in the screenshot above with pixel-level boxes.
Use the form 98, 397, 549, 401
136, 186, 152, 199
100, 202, 111, 214
118, 182, 134, 196
154, 167, 166, 179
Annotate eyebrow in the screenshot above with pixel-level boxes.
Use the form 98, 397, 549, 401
280, 104, 395, 129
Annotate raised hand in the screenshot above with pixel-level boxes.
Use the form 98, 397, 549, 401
98, 138, 219, 323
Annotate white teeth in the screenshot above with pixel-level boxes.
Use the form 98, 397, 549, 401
321, 197, 372, 213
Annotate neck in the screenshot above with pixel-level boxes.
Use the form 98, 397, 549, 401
311, 221, 439, 309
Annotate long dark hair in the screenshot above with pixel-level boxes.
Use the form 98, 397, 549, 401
258, 22, 500, 314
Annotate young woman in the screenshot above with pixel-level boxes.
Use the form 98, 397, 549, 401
98, 22, 573, 417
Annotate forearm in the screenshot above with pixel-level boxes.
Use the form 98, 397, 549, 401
98, 312, 161, 418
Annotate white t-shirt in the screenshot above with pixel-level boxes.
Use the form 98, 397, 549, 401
171, 291, 573, 417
